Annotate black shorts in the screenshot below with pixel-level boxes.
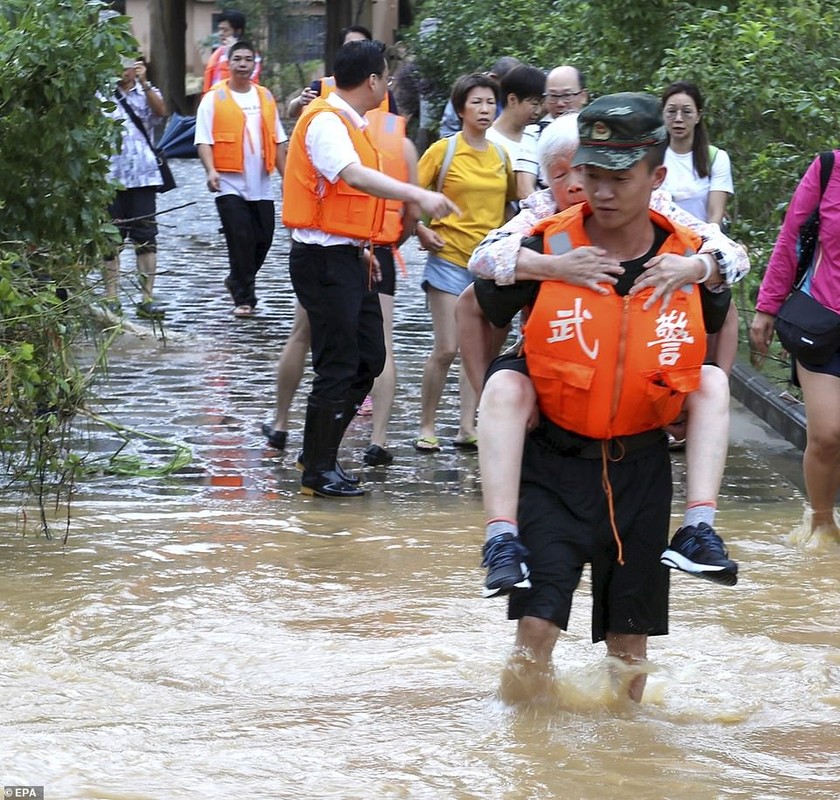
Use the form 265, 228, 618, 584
508, 434, 672, 643
108, 187, 158, 253
792, 348, 840, 387
373, 245, 396, 298
483, 351, 528, 385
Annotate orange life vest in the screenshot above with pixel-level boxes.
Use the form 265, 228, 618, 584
203, 46, 262, 94
210, 81, 279, 174
365, 109, 408, 245
282, 98, 385, 240
320, 76, 390, 113
523, 205, 707, 439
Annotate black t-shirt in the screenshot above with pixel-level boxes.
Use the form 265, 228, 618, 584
474, 225, 670, 329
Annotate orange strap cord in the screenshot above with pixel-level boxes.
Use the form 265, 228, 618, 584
600, 439, 628, 566
393, 245, 407, 278
366, 244, 406, 288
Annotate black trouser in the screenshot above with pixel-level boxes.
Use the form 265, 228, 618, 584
215, 195, 275, 307
289, 241, 385, 406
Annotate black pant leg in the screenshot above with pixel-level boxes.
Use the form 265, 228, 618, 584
289, 242, 383, 402
216, 194, 257, 306
240, 199, 275, 306
349, 285, 385, 404
252, 200, 276, 273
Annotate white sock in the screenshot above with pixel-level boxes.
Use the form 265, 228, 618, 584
684, 502, 716, 529
485, 518, 518, 543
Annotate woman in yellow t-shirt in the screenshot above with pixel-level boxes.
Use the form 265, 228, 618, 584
414, 73, 517, 452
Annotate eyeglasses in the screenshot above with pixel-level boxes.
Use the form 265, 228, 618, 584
373, 74, 395, 88
543, 91, 584, 103
664, 107, 697, 120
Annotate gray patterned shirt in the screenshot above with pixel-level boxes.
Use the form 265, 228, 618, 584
107, 82, 164, 189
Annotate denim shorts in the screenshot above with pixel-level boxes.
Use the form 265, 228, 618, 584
421, 253, 474, 297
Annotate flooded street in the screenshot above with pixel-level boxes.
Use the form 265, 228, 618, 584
1, 160, 838, 799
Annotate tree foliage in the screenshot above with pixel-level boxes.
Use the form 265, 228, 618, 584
406, 0, 840, 298
404, 0, 555, 112
214, 0, 293, 87
0, 1, 133, 248
654, 0, 840, 272
0, 0, 136, 521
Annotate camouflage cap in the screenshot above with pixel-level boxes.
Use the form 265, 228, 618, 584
571, 92, 667, 171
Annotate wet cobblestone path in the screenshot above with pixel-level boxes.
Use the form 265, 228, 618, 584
76, 159, 488, 522
75, 158, 805, 523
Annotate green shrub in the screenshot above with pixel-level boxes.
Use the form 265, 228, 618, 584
0, 0, 136, 525
655, 0, 840, 302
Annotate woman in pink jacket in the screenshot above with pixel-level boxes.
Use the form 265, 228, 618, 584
750, 152, 840, 539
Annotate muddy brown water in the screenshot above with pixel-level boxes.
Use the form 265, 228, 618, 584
1, 161, 838, 799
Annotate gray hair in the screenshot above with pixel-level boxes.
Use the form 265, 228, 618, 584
537, 112, 580, 175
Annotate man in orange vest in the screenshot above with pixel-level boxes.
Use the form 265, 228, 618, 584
261, 107, 418, 469
282, 39, 457, 499
195, 41, 287, 316
472, 93, 719, 702
202, 9, 261, 94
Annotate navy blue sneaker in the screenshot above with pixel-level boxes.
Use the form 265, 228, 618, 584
481, 533, 531, 598
661, 523, 738, 586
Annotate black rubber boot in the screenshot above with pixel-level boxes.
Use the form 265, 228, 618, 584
294, 450, 360, 485
299, 397, 365, 498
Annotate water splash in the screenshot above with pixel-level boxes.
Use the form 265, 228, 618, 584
785, 506, 840, 550
498, 648, 655, 716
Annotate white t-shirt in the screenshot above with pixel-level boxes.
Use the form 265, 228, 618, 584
661, 146, 734, 222
291, 93, 367, 246
195, 85, 287, 201
486, 126, 527, 167
513, 123, 541, 177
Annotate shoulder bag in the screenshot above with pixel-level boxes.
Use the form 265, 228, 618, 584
774, 151, 840, 364
115, 89, 177, 193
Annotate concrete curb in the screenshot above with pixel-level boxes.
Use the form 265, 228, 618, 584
730, 362, 807, 451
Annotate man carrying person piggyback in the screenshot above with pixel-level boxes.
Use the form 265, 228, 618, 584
473, 93, 715, 701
